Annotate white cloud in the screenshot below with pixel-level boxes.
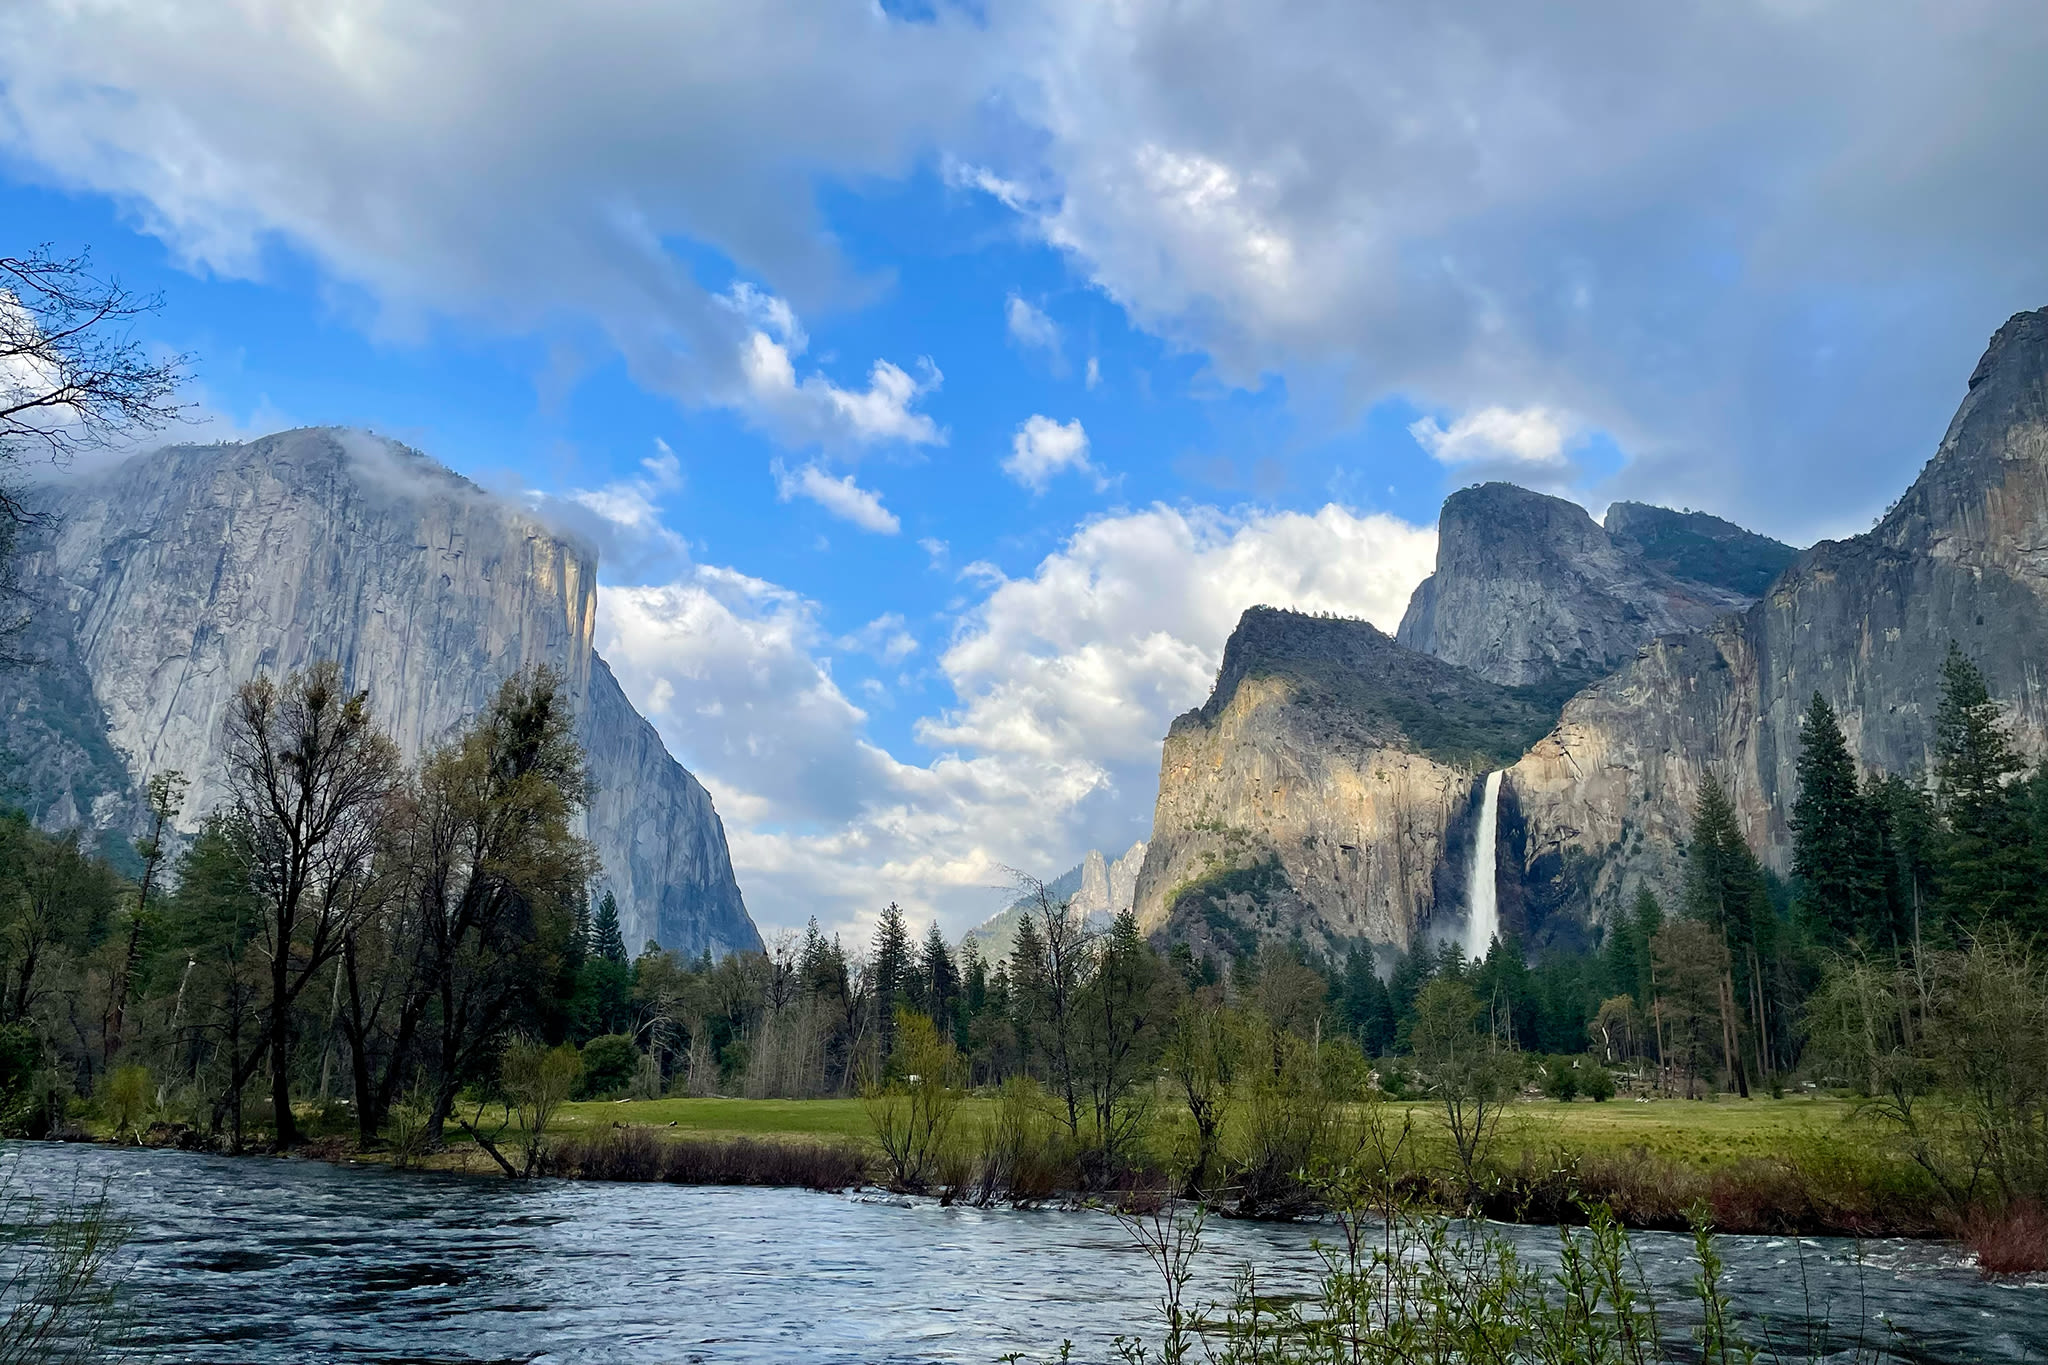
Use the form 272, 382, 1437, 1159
1085, 356, 1101, 391
13, 1, 2048, 532
737, 307, 945, 451
0, 0, 978, 451
1005, 294, 1062, 357
966, 0, 2048, 539
1409, 407, 1570, 468
596, 501, 1435, 942
1003, 414, 1100, 492
524, 438, 692, 583
922, 503, 1436, 767
839, 613, 920, 664
771, 459, 902, 534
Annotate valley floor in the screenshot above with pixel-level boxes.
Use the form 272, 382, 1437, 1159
92, 1089, 1945, 1239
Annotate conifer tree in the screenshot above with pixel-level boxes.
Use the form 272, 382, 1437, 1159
1790, 693, 1880, 944
590, 891, 629, 966
871, 901, 910, 1059
1932, 644, 2032, 927
921, 921, 958, 1029
1683, 775, 1769, 1094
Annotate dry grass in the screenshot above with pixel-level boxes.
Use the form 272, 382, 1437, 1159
1963, 1201, 2048, 1277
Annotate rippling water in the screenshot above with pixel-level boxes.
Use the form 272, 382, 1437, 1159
8, 1142, 2045, 1363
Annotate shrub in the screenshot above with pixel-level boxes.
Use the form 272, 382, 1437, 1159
863, 1011, 962, 1192
1965, 1201, 2048, 1277
1581, 1064, 1616, 1102
543, 1129, 868, 1190
101, 1065, 150, 1140
578, 1034, 639, 1099
1542, 1058, 1580, 1102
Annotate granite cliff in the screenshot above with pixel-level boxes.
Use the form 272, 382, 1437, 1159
1397, 484, 1794, 693
1510, 307, 2048, 921
1137, 308, 2048, 957
1130, 608, 1557, 957
0, 429, 760, 958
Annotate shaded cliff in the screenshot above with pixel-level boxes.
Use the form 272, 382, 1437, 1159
1397, 483, 1790, 692
0, 429, 759, 957
1513, 307, 2048, 922
1132, 608, 1558, 955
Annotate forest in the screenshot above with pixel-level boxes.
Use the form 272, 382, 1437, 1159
0, 643, 2045, 1229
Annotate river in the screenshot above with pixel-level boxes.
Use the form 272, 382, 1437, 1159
6, 1142, 2044, 1363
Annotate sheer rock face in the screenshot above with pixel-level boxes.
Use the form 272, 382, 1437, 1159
1396, 483, 1782, 690
1133, 311, 2048, 952
1132, 608, 1557, 953
1512, 307, 2048, 922
2, 428, 759, 957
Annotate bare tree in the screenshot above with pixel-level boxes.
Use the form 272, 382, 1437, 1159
363, 669, 593, 1143
223, 662, 399, 1148
0, 248, 189, 484
1, 248, 190, 657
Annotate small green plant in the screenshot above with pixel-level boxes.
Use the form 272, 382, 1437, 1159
386, 1087, 435, 1170
101, 1064, 150, 1141
0, 1166, 126, 1365
1542, 1057, 1580, 1103
863, 1010, 962, 1192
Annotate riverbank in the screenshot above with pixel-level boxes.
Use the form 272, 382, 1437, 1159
82, 1090, 1971, 1241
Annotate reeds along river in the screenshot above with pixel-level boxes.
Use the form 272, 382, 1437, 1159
8, 1142, 2046, 1363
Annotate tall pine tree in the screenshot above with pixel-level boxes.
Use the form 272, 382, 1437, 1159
1683, 775, 1771, 1094
1789, 693, 1884, 945
870, 901, 910, 1060
590, 890, 629, 966
1932, 644, 2034, 929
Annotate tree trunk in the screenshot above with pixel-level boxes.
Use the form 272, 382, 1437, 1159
341, 938, 380, 1147
270, 944, 300, 1147
1717, 970, 1750, 1098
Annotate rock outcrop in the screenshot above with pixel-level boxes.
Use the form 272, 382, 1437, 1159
0, 429, 759, 957
1511, 307, 2048, 921
963, 839, 1147, 962
1397, 484, 1793, 692
1131, 607, 1559, 955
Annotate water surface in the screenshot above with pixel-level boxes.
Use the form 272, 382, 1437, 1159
10, 1143, 2045, 1363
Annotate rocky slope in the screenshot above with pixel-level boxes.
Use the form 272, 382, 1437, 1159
1397, 484, 1793, 693
1510, 306, 2048, 920
0, 429, 759, 957
1130, 608, 1558, 956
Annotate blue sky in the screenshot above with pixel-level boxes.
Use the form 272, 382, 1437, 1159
4, 0, 2046, 941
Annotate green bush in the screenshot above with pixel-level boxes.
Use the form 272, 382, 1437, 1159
101, 1065, 150, 1139
1581, 1064, 1616, 1102
578, 1034, 640, 1099
0, 1028, 46, 1138
1541, 1057, 1580, 1102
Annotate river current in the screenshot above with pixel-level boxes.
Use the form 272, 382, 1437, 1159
7, 1142, 2045, 1363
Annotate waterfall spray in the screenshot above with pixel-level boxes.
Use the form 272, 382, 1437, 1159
1462, 771, 1503, 962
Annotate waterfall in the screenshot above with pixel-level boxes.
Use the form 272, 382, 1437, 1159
1462, 770, 1503, 962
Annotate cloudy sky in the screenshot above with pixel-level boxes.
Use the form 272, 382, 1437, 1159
4, 0, 2045, 944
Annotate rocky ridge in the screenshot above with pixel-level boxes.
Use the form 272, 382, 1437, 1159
1396, 484, 1792, 693
1130, 608, 1557, 956
1511, 307, 2048, 920
1135, 307, 2048, 956
0, 429, 760, 958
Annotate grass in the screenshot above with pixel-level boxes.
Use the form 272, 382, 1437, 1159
98, 1087, 1943, 1236
548, 1095, 882, 1143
